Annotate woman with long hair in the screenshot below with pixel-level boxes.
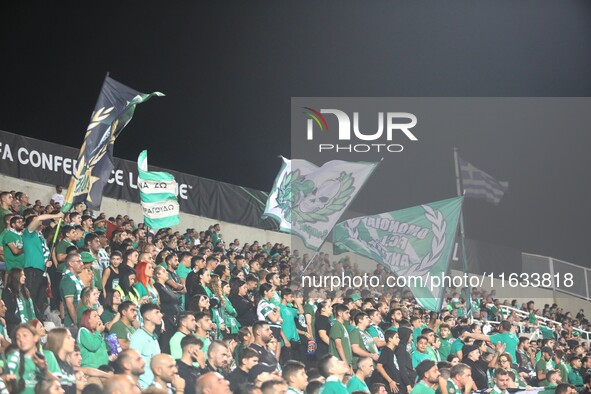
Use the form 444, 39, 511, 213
101, 250, 123, 297
228, 279, 256, 327
133, 261, 159, 305
233, 327, 253, 364
221, 280, 240, 335
27, 320, 47, 350
7, 324, 61, 394
153, 265, 180, 354
187, 294, 210, 315
256, 283, 283, 359
213, 264, 230, 282
101, 290, 121, 331
2, 268, 36, 334
114, 268, 140, 304
76, 287, 102, 327
209, 274, 227, 338
77, 309, 110, 369
314, 301, 332, 358
45, 328, 77, 394
187, 268, 213, 301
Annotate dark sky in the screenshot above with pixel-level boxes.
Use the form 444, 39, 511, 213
2, 2, 591, 266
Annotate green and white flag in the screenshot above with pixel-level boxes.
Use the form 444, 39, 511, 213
137, 150, 180, 229
263, 157, 379, 250
333, 196, 464, 311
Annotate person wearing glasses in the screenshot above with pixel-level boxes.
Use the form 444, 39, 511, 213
59, 253, 85, 327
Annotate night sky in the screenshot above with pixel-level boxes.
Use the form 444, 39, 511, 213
2, 2, 591, 266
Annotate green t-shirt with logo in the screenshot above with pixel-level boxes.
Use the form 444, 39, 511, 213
330, 321, 353, 366
2, 231, 24, 271
349, 327, 378, 368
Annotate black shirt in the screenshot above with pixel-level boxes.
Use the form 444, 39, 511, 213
464, 358, 489, 390
176, 359, 201, 394
372, 346, 407, 394
315, 315, 332, 357
249, 343, 278, 366
228, 367, 249, 393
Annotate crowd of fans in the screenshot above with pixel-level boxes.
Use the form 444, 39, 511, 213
0, 187, 589, 394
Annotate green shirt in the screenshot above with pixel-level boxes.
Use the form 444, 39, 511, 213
347, 375, 369, 393
439, 337, 453, 361
77, 328, 110, 368
7, 350, 60, 394
349, 327, 378, 368
130, 327, 161, 390
330, 321, 353, 366
60, 271, 84, 327
134, 282, 159, 304
2, 230, 24, 271
304, 302, 317, 333
279, 304, 300, 342
169, 331, 187, 360
320, 376, 348, 394
556, 362, 569, 384
489, 332, 519, 361
412, 350, 430, 368
55, 239, 75, 272
110, 320, 136, 344
411, 381, 436, 394
367, 324, 385, 343
22, 229, 48, 271
0, 208, 12, 233
568, 368, 583, 386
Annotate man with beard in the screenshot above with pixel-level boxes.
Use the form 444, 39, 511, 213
203, 341, 232, 377
411, 360, 441, 394
250, 320, 279, 367
114, 349, 146, 393
437, 363, 475, 394
149, 353, 186, 394
461, 342, 503, 390
491, 368, 511, 394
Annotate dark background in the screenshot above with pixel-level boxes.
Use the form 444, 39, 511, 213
2, 2, 591, 266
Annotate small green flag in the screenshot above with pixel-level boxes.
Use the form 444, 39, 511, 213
333, 197, 463, 312
137, 150, 180, 229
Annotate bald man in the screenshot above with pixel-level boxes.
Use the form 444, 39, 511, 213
150, 354, 185, 393
103, 375, 141, 394
196, 372, 232, 394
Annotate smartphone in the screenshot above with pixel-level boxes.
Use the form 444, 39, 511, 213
35, 351, 45, 360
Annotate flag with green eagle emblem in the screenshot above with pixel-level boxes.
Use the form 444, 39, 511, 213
62, 76, 163, 212
333, 197, 464, 311
263, 156, 379, 250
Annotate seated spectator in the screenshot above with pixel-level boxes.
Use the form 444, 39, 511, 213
196, 372, 232, 394
177, 335, 206, 394
130, 303, 162, 389
229, 347, 260, 393
149, 353, 185, 393
77, 309, 110, 369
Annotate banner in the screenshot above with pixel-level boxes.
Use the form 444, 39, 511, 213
0, 129, 276, 229
137, 150, 180, 229
62, 76, 164, 212
333, 197, 463, 311
263, 157, 379, 250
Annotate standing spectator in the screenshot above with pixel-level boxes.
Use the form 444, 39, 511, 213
50, 185, 65, 208
257, 283, 283, 360
0, 192, 14, 232
350, 312, 379, 368
279, 288, 300, 363
101, 251, 123, 296
153, 265, 181, 354
329, 303, 353, 370
317, 354, 349, 394
315, 301, 333, 359
2, 268, 36, 334
77, 309, 110, 369
347, 356, 374, 393
101, 290, 122, 331
373, 330, 406, 394
59, 253, 85, 328
2, 215, 25, 272
229, 279, 256, 328
23, 211, 62, 317
130, 303, 163, 389
411, 360, 440, 394
397, 326, 417, 388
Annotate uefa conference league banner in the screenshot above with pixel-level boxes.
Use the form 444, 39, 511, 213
333, 196, 463, 311
0, 129, 275, 230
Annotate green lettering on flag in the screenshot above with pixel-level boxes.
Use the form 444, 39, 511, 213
137, 150, 180, 229
333, 197, 464, 311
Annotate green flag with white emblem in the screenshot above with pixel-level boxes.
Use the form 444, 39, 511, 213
137, 150, 180, 229
333, 197, 463, 311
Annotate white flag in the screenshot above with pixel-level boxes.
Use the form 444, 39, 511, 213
459, 157, 508, 205
263, 157, 379, 250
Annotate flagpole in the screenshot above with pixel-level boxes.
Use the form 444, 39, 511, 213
453, 147, 466, 236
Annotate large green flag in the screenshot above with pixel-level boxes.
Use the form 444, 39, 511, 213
333, 197, 463, 311
137, 150, 180, 229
